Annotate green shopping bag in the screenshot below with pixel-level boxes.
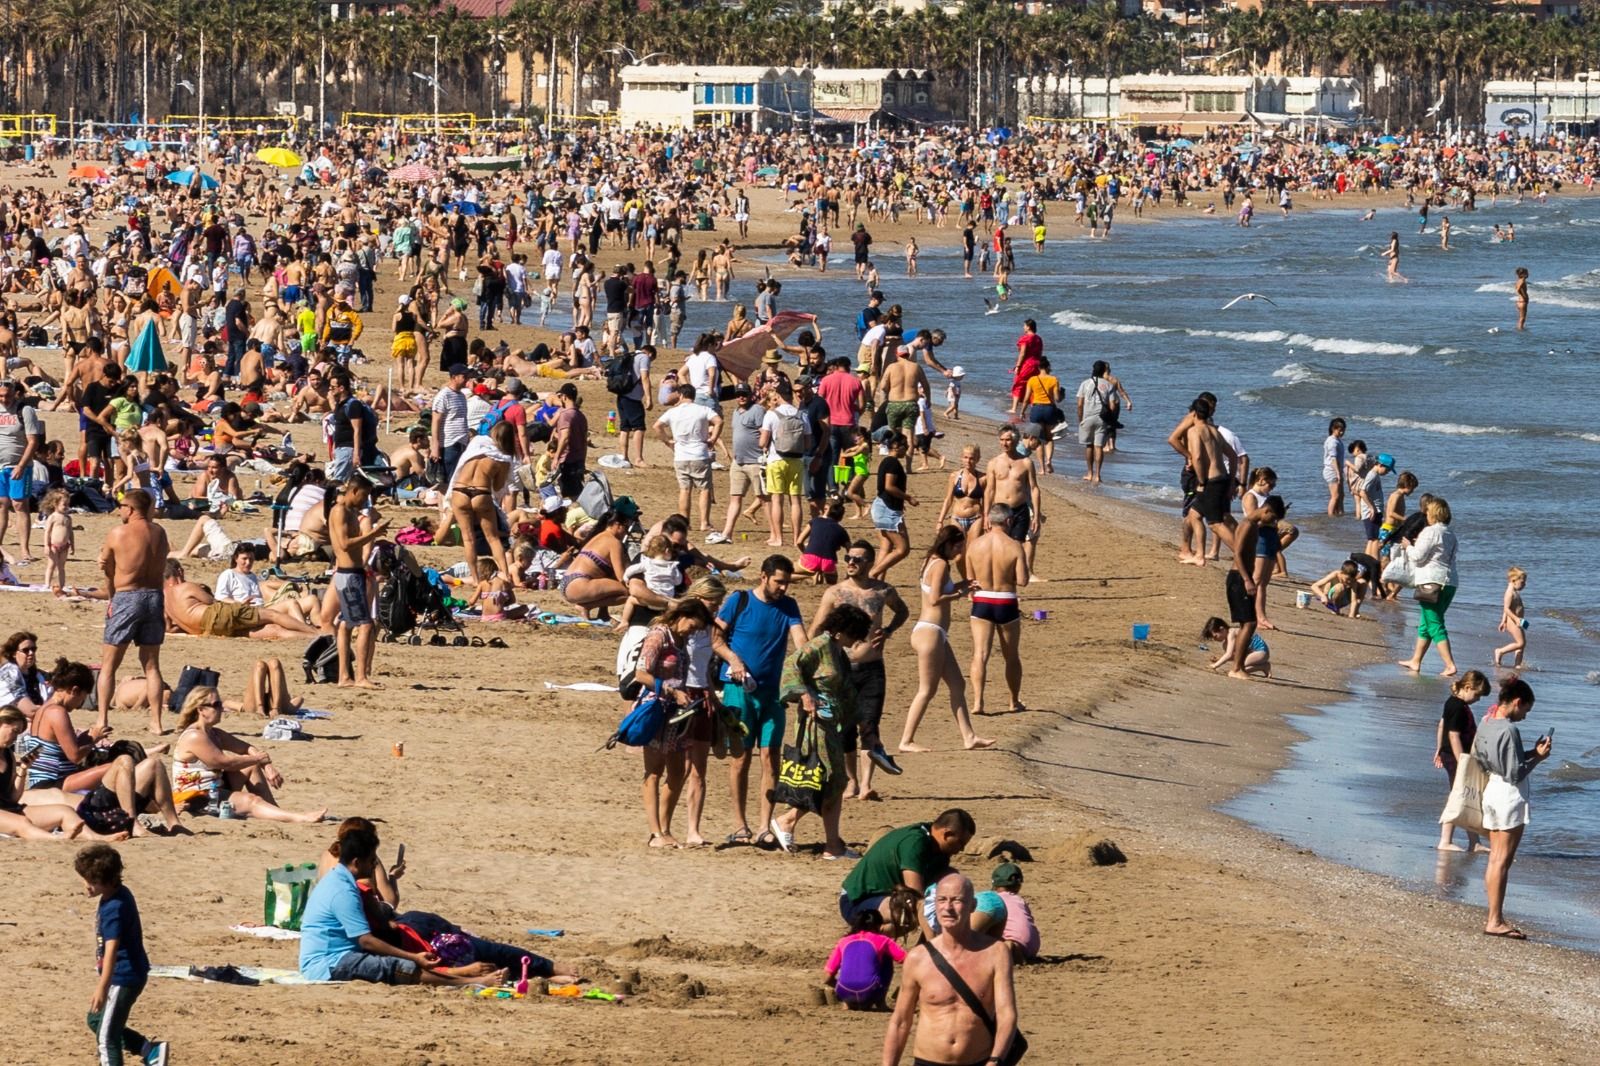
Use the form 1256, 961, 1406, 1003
264, 863, 320, 931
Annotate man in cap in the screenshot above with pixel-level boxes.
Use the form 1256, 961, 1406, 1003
1358, 452, 1395, 560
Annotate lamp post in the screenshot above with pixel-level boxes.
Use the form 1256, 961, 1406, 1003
1532, 73, 1539, 144
1579, 72, 1590, 138
429, 33, 440, 136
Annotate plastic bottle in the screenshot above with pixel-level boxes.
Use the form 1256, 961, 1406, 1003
606, 410, 618, 435
207, 778, 223, 815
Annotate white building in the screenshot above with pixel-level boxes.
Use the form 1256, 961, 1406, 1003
1485, 76, 1600, 137
810, 68, 943, 126
618, 66, 812, 129
1017, 72, 1362, 132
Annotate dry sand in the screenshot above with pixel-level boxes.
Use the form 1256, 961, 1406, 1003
3, 168, 1599, 1065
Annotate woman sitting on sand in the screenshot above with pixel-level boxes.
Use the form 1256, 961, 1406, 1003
0, 706, 128, 841
0, 631, 51, 717
168, 686, 327, 824
20, 659, 184, 835
446, 420, 516, 580
899, 526, 992, 753
188, 453, 243, 512
631, 598, 716, 848
558, 505, 635, 616
769, 604, 873, 859
315, 817, 580, 981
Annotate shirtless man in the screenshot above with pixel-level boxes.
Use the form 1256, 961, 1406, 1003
967, 506, 1029, 717
980, 426, 1042, 576
389, 425, 430, 483
161, 559, 318, 640
1226, 496, 1285, 681
810, 539, 909, 799
60, 289, 93, 378
95, 489, 169, 734
881, 873, 1020, 1066
329, 478, 387, 688
876, 345, 930, 452
287, 369, 333, 422
1180, 395, 1238, 564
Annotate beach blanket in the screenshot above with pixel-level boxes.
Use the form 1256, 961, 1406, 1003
150, 964, 330, 985
716, 310, 819, 380
230, 923, 300, 941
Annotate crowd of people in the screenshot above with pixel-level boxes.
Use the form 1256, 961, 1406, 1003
0, 110, 1578, 1064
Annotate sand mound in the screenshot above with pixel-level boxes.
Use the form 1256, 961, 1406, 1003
1063, 831, 1128, 867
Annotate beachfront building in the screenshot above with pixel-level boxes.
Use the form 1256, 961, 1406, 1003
811, 68, 948, 128
617, 66, 813, 129
1484, 77, 1600, 138
1017, 72, 1362, 132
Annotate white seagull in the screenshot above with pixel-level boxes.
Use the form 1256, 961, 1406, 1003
1221, 293, 1279, 310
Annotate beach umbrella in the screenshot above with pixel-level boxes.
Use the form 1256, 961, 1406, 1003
1170, 137, 1194, 149
256, 147, 302, 168
389, 163, 437, 182
446, 200, 482, 216
68, 165, 108, 181
127, 158, 151, 169
755, 165, 779, 177
1325, 142, 1350, 155
1378, 142, 1400, 153
165, 170, 219, 190
123, 138, 151, 153
1377, 135, 1401, 145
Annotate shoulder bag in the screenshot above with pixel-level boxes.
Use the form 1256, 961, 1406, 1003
923, 941, 1028, 1066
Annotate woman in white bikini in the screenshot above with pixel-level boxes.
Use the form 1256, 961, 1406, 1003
899, 525, 993, 753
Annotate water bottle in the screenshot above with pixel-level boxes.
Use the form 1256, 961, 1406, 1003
218, 798, 235, 820
606, 410, 618, 435
207, 778, 222, 816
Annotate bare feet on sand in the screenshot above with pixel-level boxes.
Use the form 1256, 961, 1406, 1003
964, 736, 996, 750
898, 742, 932, 754
1178, 553, 1206, 567
648, 833, 679, 848
1396, 659, 1422, 673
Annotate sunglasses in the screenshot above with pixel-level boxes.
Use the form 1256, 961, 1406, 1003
844, 555, 869, 565
16, 645, 35, 653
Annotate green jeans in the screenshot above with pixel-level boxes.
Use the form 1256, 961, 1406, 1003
1417, 584, 1457, 643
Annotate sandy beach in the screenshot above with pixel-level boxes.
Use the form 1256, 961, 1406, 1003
4, 164, 1599, 1065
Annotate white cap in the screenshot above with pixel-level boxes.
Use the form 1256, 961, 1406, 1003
398, 294, 412, 306
950, 365, 966, 379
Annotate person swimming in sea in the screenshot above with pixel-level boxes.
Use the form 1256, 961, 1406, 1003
1514, 266, 1529, 330
1384, 231, 1408, 283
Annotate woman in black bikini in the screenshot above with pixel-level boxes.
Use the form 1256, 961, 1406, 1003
935, 445, 985, 540
448, 421, 516, 581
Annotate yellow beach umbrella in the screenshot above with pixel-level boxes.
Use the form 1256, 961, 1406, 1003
256, 147, 302, 168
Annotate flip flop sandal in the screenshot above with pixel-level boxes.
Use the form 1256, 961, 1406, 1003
769, 818, 796, 854
487, 637, 509, 649
724, 828, 754, 846
470, 636, 486, 648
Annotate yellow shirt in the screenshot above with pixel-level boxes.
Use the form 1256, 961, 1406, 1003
1024, 374, 1058, 406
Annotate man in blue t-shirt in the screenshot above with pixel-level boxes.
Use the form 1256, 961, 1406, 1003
717, 554, 806, 846
300, 826, 488, 986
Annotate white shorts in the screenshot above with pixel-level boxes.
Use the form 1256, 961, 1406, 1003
1481, 773, 1530, 831
545, 267, 560, 281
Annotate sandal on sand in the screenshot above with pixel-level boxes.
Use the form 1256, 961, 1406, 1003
769, 818, 796, 854
724, 828, 753, 845
753, 830, 778, 850
487, 637, 509, 649
470, 636, 486, 648
1484, 928, 1527, 940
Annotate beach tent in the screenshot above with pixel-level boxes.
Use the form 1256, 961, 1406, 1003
145, 265, 180, 298
123, 138, 151, 153
716, 310, 820, 381
446, 201, 483, 216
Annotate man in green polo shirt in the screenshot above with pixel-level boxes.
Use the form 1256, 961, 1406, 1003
839, 808, 975, 929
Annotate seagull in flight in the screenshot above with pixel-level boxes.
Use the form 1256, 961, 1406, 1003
1221, 293, 1278, 310
983, 298, 1002, 315
177, 80, 195, 94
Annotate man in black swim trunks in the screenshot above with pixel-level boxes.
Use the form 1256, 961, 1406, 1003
982, 425, 1043, 576
967, 504, 1029, 717
1181, 395, 1238, 565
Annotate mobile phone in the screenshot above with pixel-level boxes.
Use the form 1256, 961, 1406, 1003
1544, 727, 1555, 743
394, 843, 406, 867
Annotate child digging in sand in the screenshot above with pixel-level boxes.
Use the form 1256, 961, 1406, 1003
1203, 617, 1271, 677
43, 488, 76, 596
823, 909, 906, 1011
1494, 566, 1529, 668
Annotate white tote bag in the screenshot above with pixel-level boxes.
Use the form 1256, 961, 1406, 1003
1439, 754, 1488, 835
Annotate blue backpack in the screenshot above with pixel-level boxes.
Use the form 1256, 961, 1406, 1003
604, 694, 666, 750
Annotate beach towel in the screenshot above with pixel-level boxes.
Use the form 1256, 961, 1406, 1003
230, 923, 301, 941
150, 964, 330, 985
127, 318, 169, 374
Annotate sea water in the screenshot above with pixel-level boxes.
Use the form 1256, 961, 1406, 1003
759, 196, 1600, 947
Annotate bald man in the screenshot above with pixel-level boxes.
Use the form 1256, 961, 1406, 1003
882, 872, 1020, 1066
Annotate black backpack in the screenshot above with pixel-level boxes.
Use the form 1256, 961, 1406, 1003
604, 352, 638, 396
376, 569, 435, 639
302, 634, 340, 684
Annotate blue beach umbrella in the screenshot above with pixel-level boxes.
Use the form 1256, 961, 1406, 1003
446, 200, 483, 215
1377, 135, 1401, 145
1169, 137, 1194, 149
124, 138, 151, 153
1325, 142, 1350, 155
165, 170, 219, 190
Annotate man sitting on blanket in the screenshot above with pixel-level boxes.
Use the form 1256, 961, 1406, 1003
299, 825, 500, 986
162, 560, 318, 640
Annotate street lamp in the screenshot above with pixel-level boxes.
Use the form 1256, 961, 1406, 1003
1578, 72, 1590, 139
429, 33, 440, 135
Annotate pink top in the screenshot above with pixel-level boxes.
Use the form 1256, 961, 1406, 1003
824, 930, 906, 976
1000, 892, 1041, 959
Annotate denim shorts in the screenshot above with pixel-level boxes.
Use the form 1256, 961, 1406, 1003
870, 496, 904, 532
330, 951, 418, 984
